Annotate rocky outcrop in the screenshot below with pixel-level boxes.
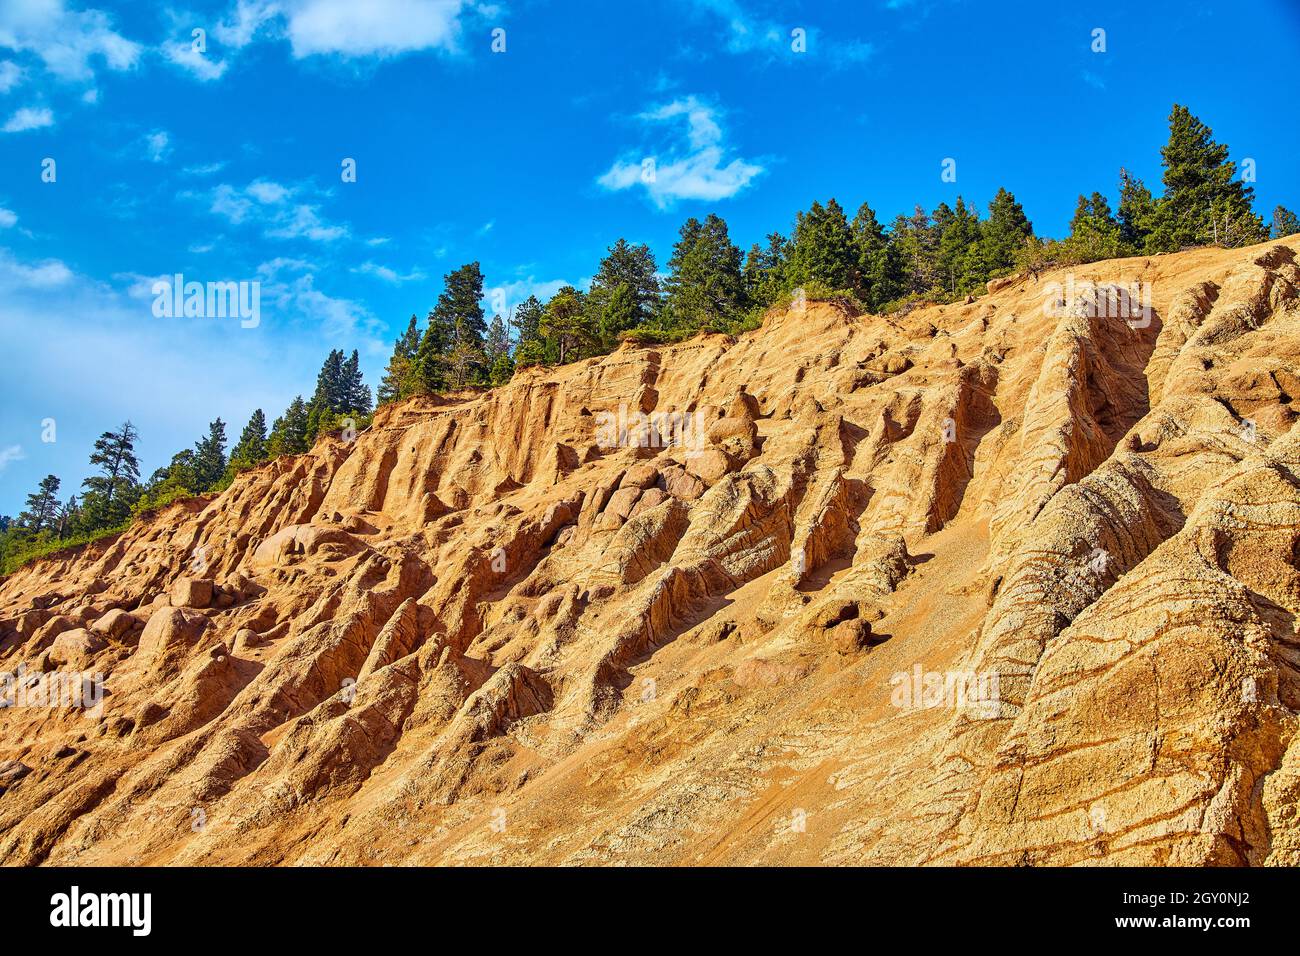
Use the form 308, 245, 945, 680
2, 239, 1300, 866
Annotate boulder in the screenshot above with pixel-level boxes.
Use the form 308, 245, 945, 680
171, 577, 213, 609
137, 607, 210, 669
629, 487, 668, 517
727, 390, 761, 421
619, 462, 660, 490
0, 760, 31, 793
250, 524, 365, 569
32, 614, 75, 646
707, 416, 758, 447
829, 618, 874, 655
595, 487, 643, 530
48, 628, 106, 668
90, 608, 140, 641
660, 465, 706, 501
686, 448, 732, 485
233, 628, 263, 654
16, 609, 50, 639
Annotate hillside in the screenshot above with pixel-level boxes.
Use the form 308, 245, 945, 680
3, 238, 1300, 866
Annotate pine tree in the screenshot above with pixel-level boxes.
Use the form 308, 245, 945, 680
488, 349, 515, 387
414, 316, 451, 393
852, 205, 904, 310
935, 196, 985, 295
588, 239, 661, 340
486, 314, 510, 364
540, 286, 596, 363
192, 418, 228, 490
54, 495, 79, 537
307, 348, 365, 438
980, 188, 1034, 274
340, 350, 371, 413
1147, 104, 1266, 251
434, 262, 487, 349
378, 315, 421, 405
1271, 205, 1300, 239
786, 198, 859, 294
414, 262, 487, 390
599, 283, 638, 343
743, 232, 787, 307
509, 295, 546, 366
230, 409, 268, 469
1117, 167, 1157, 251
664, 214, 747, 329
892, 206, 939, 295
1065, 191, 1124, 261
81, 421, 141, 528
267, 396, 310, 457
19, 475, 61, 533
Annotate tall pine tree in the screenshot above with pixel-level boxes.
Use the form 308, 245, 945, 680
193, 418, 228, 490
980, 188, 1034, 273
378, 315, 421, 405
664, 214, 747, 330
230, 409, 268, 470
19, 475, 61, 533
1147, 105, 1265, 250
81, 421, 141, 528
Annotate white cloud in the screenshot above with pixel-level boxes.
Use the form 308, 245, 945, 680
281, 0, 469, 58
256, 256, 317, 277
163, 39, 229, 81
0, 60, 23, 92
0, 445, 24, 472
265, 203, 348, 241
246, 179, 291, 204
144, 129, 172, 162
182, 161, 227, 177
160, 0, 483, 81
685, 0, 874, 65
214, 0, 281, 49
352, 261, 426, 283
259, 268, 386, 348
688, 0, 781, 54
597, 95, 763, 208
2, 105, 53, 132
0, 206, 16, 228
0, 250, 73, 287
204, 179, 348, 242
209, 182, 255, 223
0, 247, 376, 512
0, 1, 141, 83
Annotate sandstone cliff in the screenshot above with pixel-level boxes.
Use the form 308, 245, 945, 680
3, 238, 1300, 866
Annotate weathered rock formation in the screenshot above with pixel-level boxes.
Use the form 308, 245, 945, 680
3, 239, 1300, 865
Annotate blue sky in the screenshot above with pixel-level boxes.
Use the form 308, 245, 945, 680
2, 0, 1298, 515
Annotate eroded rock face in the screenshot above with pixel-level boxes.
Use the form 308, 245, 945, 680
2, 240, 1300, 866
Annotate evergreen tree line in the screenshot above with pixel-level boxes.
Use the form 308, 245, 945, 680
377, 104, 1296, 397
3, 105, 1295, 575
0, 347, 372, 575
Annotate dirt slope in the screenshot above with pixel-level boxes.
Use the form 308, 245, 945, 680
4, 238, 1300, 866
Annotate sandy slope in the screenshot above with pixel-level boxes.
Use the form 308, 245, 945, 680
3, 238, 1300, 866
